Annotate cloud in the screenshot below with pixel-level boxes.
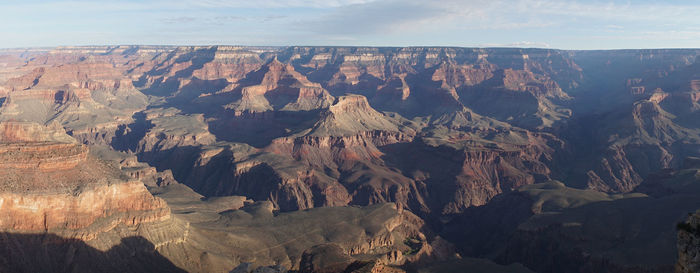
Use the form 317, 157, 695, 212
0, 0, 378, 15
295, 0, 566, 37
161, 16, 198, 24
287, 0, 700, 48
605, 25, 624, 29
2, 0, 700, 49
160, 15, 288, 26
185, 0, 379, 8
298, 0, 446, 36
479, 41, 551, 48
600, 30, 700, 42
262, 15, 288, 22
297, 0, 700, 33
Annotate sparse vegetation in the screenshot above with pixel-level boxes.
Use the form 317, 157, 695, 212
678, 222, 691, 231
677, 221, 700, 235
403, 236, 422, 255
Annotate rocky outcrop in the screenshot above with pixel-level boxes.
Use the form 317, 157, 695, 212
0, 142, 87, 171
309, 95, 407, 136
382, 137, 554, 214
11, 45, 700, 272
133, 46, 264, 97
585, 146, 644, 192
0, 46, 583, 216
276, 47, 581, 124
298, 244, 356, 273
0, 58, 148, 147
0, 121, 87, 172
293, 205, 446, 273
6, 63, 123, 90
134, 109, 217, 154
0, 121, 77, 143
0, 122, 442, 273
0, 122, 171, 241
222, 58, 334, 113
580, 82, 700, 193
677, 211, 700, 273
0, 181, 170, 235
443, 172, 700, 273
430, 61, 493, 89
267, 95, 415, 166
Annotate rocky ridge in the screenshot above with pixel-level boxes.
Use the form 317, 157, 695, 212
0, 122, 451, 272
0, 122, 170, 239
4, 46, 700, 272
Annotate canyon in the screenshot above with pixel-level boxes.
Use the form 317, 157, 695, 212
1, 45, 700, 272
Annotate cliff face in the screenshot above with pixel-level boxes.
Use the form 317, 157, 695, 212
442, 156, 700, 273
0, 122, 170, 237
93, 46, 571, 217
568, 55, 700, 193
0, 181, 169, 234
442, 179, 692, 273
0, 57, 148, 146
5, 46, 700, 272
0, 121, 77, 143
0, 123, 178, 272
222, 58, 335, 113
382, 136, 555, 214
269, 94, 414, 166
276, 47, 580, 123
127, 90, 555, 216
0, 122, 444, 273
6, 46, 697, 203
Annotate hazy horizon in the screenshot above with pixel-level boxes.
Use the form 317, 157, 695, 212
2, 0, 700, 50
3, 44, 700, 51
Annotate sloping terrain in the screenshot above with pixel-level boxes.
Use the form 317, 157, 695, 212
2, 46, 700, 272
0, 122, 448, 273
442, 158, 700, 273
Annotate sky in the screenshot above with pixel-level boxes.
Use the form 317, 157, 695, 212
1, 0, 700, 49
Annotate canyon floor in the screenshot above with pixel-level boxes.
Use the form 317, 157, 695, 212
2, 46, 700, 272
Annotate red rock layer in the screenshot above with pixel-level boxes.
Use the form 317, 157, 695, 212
0, 143, 87, 170
0, 181, 170, 233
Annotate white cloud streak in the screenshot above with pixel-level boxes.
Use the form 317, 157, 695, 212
190, 0, 379, 8
1, 0, 700, 48
299, 0, 700, 34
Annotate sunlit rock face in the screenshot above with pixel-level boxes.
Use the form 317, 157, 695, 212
0, 121, 441, 273
2, 46, 700, 273
0, 122, 170, 237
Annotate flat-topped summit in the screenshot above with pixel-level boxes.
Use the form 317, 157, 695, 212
0, 122, 86, 172
0, 121, 77, 143
0, 122, 169, 234
0, 122, 111, 191
308, 95, 402, 137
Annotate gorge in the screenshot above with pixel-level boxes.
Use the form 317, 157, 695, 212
2, 45, 700, 272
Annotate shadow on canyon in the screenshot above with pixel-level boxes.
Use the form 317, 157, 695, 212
111, 111, 153, 152
134, 47, 218, 98
0, 233, 185, 273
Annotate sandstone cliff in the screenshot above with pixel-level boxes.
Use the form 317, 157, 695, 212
0, 122, 170, 239
0, 122, 449, 272
4, 46, 700, 273
0, 58, 148, 145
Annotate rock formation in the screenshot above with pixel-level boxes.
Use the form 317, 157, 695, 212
0, 58, 148, 145
677, 211, 700, 273
0, 121, 448, 272
443, 160, 700, 273
4, 45, 700, 272
0, 121, 170, 237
